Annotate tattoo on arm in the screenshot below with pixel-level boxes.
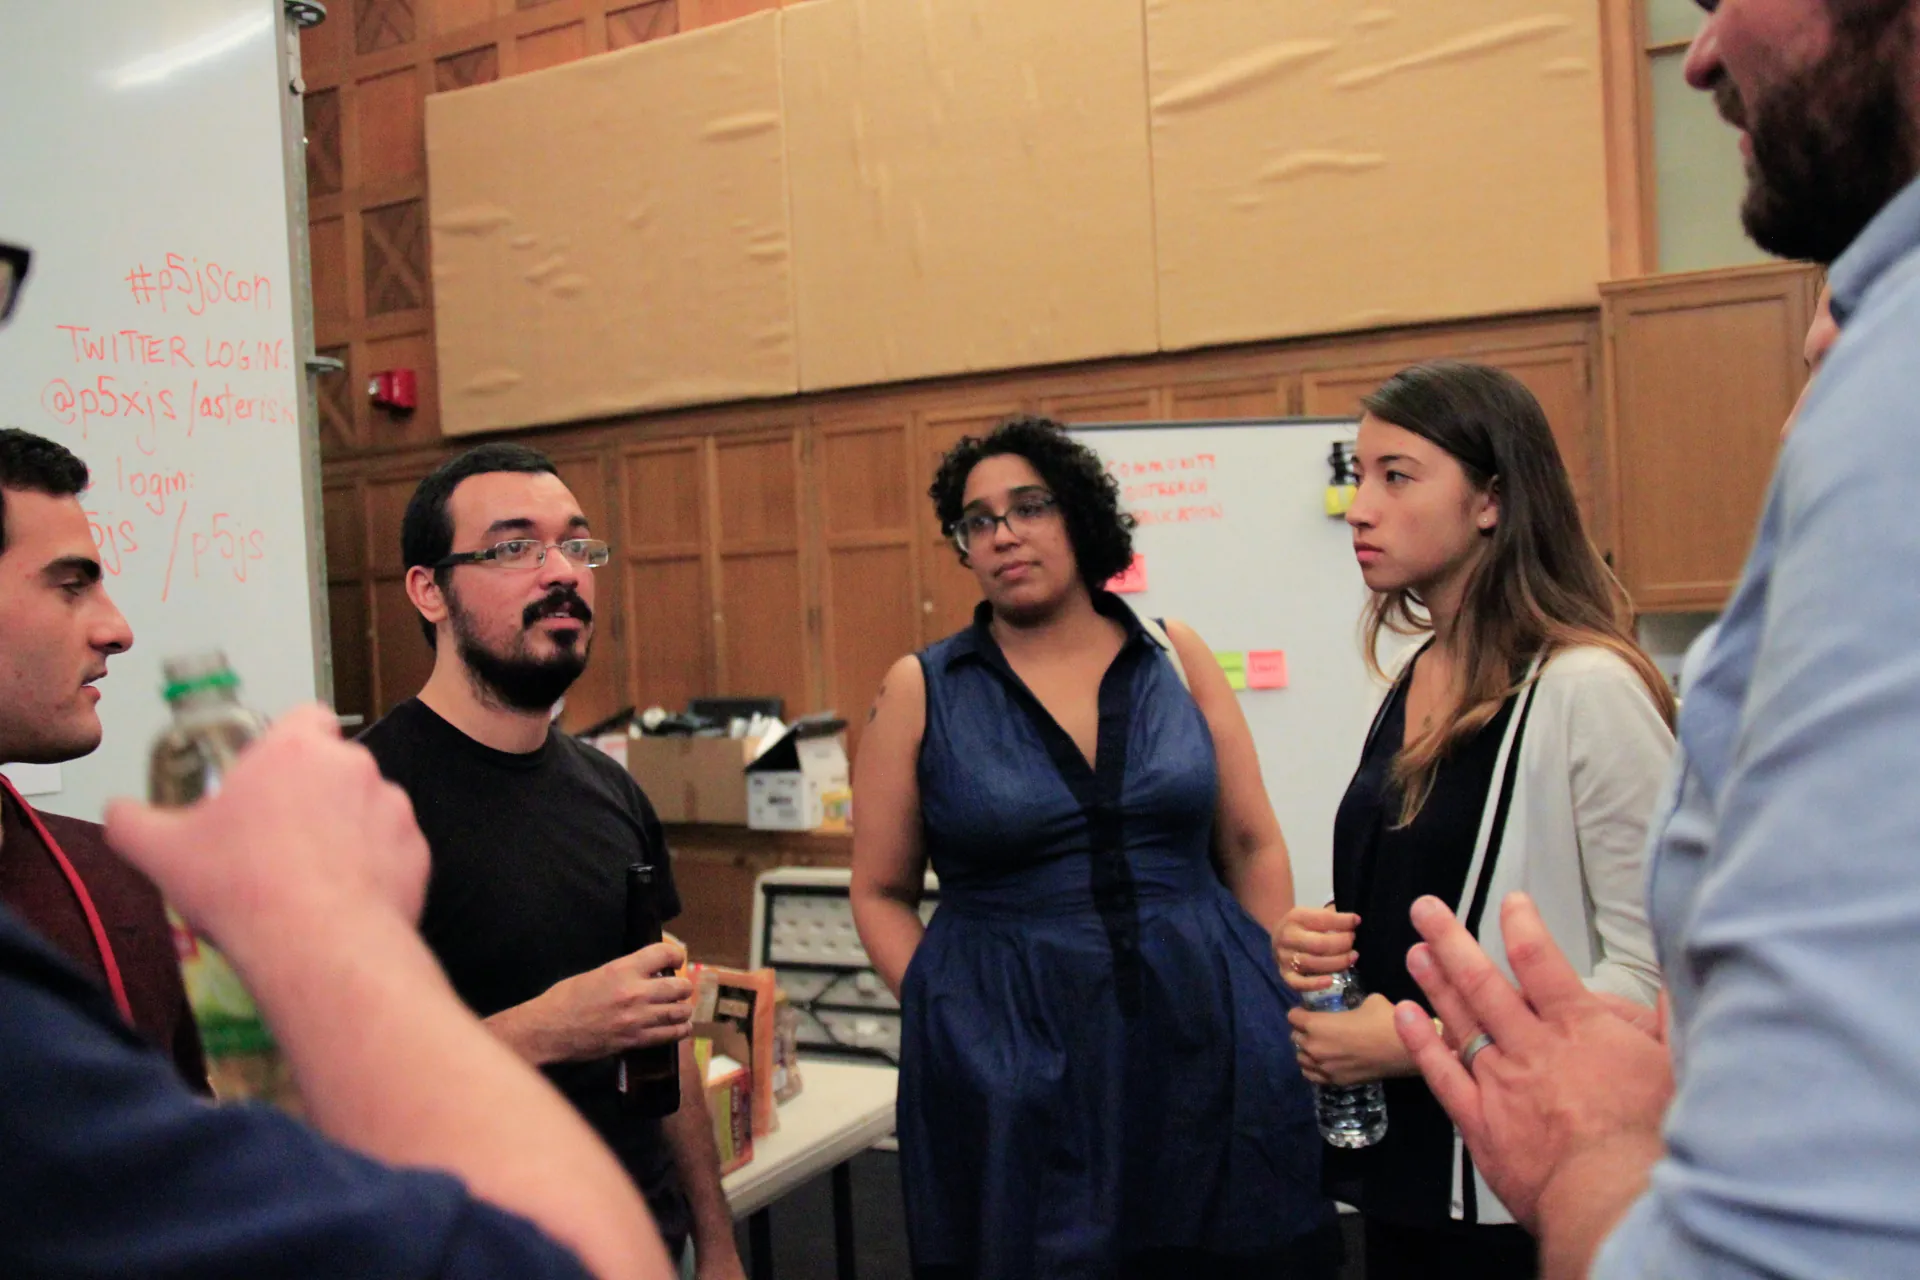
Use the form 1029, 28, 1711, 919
867, 680, 887, 724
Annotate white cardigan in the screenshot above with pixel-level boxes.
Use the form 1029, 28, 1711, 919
1369, 644, 1673, 1225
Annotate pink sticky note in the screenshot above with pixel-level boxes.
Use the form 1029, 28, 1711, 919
1247, 650, 1288, 689
1107, 553, 1148, 595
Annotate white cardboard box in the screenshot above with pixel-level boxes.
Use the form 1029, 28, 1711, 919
745, 725, 849, 831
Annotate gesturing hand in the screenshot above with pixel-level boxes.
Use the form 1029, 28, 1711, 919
1392, 893, 1673, 1229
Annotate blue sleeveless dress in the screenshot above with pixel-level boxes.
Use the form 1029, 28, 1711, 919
898, 594, 1334, 1278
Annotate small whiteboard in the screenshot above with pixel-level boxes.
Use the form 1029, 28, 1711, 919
1072, 419, 1406, 910
0, 1, 326, 820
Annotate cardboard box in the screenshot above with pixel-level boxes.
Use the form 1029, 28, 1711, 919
694, 1032, 754, 1176
692, 964, 780, 1137
626, 736, 752, 825
744, 719, 849, 832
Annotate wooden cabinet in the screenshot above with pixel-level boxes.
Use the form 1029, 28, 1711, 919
621, 440, 712, 716
322, 308, 1621, 752
619, 429, 814, 722
548, 451, 626, 733
810, 414, 922, 753
1602, 262, 1817, 610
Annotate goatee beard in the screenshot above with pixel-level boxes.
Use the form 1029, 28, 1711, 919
449, 593, 590, 714
1737, 8, 1916, 264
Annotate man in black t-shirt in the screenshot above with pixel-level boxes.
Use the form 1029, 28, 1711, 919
359, 443, 743, 1280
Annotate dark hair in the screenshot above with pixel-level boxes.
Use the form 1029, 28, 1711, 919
0, 428, 90, 557
400, 442, 558, 646
1359, 361, 1675, 824
929, 415, 1135, 590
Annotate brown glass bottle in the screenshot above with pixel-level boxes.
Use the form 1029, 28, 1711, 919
619, 863, 681, 1116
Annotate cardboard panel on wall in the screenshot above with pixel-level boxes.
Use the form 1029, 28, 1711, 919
426, 12, 796, 436
783, 0, 1160, 393
1148, 0, 1610, 350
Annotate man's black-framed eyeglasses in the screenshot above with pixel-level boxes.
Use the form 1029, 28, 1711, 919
433, 537, 612, 571
0, 243, 31, 325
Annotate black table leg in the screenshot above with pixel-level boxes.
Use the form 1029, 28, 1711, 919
832, 1161, 857, 1280
749, 1207, 774, 1280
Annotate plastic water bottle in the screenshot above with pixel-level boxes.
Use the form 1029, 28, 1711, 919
148, 654, 299, 1113
1301, 968, 1388, 1148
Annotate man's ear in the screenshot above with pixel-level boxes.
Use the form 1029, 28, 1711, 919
405, 565, 448, 629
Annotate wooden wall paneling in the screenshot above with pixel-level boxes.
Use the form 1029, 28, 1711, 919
323, 479, 373, 724
1036, 384, 1167, 425
550, 450, 627, 732
428, 0, 500, 40
372, 576, 438, 712
811, 415, 921, 754
366, 473, 425, 575
323, 481, 368, 576
678, 0, 782, 32
1167, 374, 1294, 421
329, 583, 375, 723
1599, 0, 1657, 276
1602, 264, 1811, 609
607, 1, 677, 48
709, 429, 812, 718
363, 466, 440, 713
622, 440, 713, 714
914, 402, 1027, 644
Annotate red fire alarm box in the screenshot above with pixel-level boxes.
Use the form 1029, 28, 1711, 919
369, 369, 417, 411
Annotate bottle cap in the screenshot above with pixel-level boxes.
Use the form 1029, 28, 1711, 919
161, 652, 240, 702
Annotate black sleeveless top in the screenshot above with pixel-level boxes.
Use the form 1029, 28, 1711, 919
1326, 651, 1518, 1224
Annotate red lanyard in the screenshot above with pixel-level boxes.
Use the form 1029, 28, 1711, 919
0, 775, 134, 1024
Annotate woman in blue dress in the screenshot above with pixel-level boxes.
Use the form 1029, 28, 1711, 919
851, 417, 1339, 1279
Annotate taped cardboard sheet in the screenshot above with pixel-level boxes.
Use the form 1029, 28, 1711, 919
1147, 0, 1610, 349
427, 11, 796, 435
783, 0, 1160, 392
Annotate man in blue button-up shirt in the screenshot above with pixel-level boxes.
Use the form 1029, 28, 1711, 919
1388, 1, 1920, 1276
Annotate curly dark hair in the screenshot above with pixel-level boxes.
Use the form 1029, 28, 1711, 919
928, 415, 1135, 589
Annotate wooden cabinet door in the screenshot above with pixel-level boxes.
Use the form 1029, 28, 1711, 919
321, 481, 371, 724
550, 450, 625, 733
811, 416, 921, 753
1603, 263, 1815, 610
1167, 374, 1296, 421
711, 429, 812, 720
365, 468, 440, 714
621, 441, 712, 716
1037, 384, 1165, 424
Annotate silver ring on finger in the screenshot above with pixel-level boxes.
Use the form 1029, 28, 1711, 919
1458, 1031, 1495, 1073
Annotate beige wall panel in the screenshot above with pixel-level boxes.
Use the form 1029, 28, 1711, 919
784, 0, 1160, 392
427, 12, 796, 436
1148, 0, 1610, 349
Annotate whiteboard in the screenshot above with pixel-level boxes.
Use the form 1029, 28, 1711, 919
1072, 419, 1410, 911
0, 1, 326, 820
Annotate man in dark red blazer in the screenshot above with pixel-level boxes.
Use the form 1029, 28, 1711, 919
0, 423, 206, 1089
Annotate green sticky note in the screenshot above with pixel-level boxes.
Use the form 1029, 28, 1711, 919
1215, 651, 1248, 691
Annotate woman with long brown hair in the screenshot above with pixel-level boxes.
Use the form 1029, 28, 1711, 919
1272, 361, 1674, 1278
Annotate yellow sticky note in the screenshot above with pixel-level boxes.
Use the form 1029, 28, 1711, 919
1215, 651, 1247, 691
